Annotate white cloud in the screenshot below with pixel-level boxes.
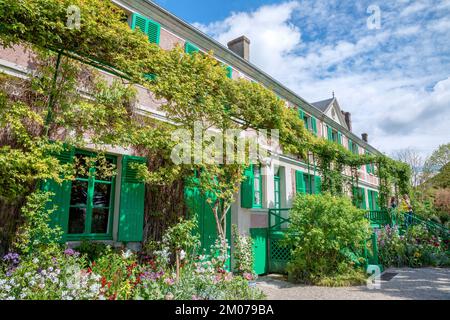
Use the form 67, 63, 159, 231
195, 0, 450, 158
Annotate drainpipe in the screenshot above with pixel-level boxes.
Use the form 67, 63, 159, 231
43, 50, 63, 137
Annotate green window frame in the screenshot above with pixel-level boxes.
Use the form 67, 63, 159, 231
274, 172, 281, 209
311, 117, 318, 136
253, 165, 263, 208
241, 164, 263, 209
365, 150, 375, 174
368, 190, 380, 210
66, 150, 117, 241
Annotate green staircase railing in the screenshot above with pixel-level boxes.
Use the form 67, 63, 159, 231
402, 211, 450, 240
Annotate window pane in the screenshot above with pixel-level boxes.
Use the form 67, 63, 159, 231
70, 180, 88, 206
68, 207, 86, 234
254, 191, 261, 206
91, 208, 109, 234
93, 183, 111, 207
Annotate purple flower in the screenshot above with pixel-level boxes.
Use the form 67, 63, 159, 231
164, 278, 175, 286
141, 270, 165, 282
64, 248, 80, 257
3, 252, 20, 266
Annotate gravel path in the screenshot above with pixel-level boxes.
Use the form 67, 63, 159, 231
256, 268, 450, 300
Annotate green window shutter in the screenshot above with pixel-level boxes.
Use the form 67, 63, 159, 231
131, 13, 147, 34
295, 171, 306, 194
352, 186, 358, 206
348, 139, 353, 153
360, 187, 367, 209
368, 190, 374, 211
226, 66, 233, 79
314, 176, 322, 194
311, 117, 318, 135
298, 109, 305, 120
327, 126, 333, 141
241, 165, 254, 208
41, 146, 75, 241
185, 41, 200, 54
354, 143, 359, 155
118, 155, 146, 242
147, 19, 161, 45
131, 13, 160, 45
337, 131, 342, 145
365, 150, 372, 174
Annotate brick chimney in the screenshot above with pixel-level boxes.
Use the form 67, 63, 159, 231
342, 111, 352, 131
362, 133, 368, 143
227, 36, 250, 61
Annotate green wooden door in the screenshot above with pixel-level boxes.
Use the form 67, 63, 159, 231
250, 228, 267, 275
184, 183, 231, 254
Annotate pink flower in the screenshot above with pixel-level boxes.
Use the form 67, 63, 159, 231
164, 278, 175, 286
243, 272, 253, 281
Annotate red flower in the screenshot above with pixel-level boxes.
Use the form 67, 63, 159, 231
101, 277, 107, 288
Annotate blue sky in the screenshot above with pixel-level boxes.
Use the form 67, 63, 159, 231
154, 0, 450, 160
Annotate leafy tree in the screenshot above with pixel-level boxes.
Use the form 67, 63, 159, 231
424, 143, 450, 174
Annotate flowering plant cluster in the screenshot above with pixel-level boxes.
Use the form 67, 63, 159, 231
0, 250, 103, 300
232, 225, 255, 278
377, 224, 450, 268
0, 220, 265, 300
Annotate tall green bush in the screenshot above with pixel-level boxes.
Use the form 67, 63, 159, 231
285, 193, 371, 285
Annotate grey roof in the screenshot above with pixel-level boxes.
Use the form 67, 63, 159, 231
312, 98, 335, 112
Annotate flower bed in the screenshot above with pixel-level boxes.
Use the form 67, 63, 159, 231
0, 219, 265, 300
377, 224, 450, 268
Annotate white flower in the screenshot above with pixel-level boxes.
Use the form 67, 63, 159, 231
121, 249, 133, 259
180, 250, 186, 261
32, 258, 39, 264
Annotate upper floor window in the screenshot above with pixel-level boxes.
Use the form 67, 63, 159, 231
327, 125, 342, 145
365, 150, 376, 174
295, 171, 322, 195
299, 108, 317, 135
348, 139, 359, 155
130, 13, 161, 45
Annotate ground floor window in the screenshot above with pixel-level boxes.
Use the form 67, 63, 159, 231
68, 151, 117, 238
368, 190, 380, 210
241, 164, 263, 209
296, 171, 321, 195
252, 165, 263, 207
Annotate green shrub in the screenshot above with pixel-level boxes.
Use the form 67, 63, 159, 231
14, 191, 63, 255
75, 241, 109, 262
285, 193, 371, 285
